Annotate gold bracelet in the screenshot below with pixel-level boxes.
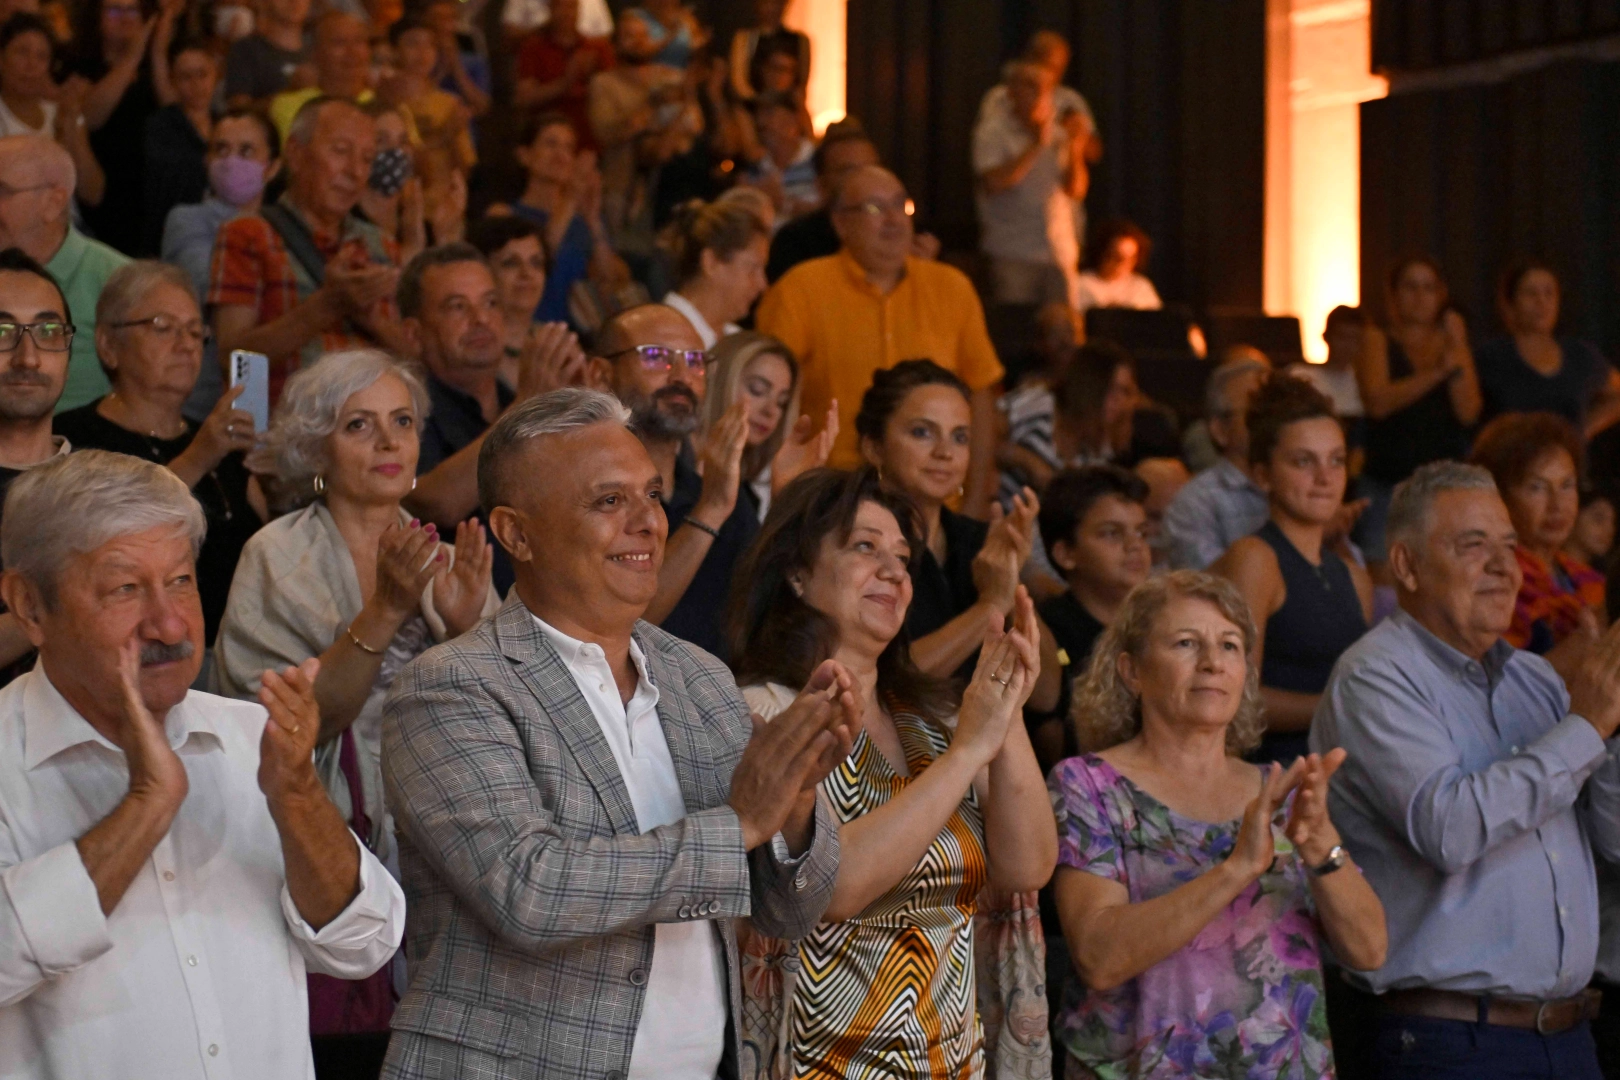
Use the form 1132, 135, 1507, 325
346, 623, 385, 655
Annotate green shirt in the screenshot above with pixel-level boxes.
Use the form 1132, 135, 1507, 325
47, 226, 131, 414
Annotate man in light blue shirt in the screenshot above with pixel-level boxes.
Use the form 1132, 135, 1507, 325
1162, 354, 1269, 569
1313, 460, 1620, 1080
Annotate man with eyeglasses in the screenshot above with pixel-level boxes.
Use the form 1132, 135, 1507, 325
586, 303, 753, 657
756, 164, 1004, 517
0, 247, 74, 685
0, 135, 130, 413
400, 243, 586, 591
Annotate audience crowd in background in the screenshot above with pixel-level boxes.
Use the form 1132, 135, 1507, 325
1, 6, 1619, 1080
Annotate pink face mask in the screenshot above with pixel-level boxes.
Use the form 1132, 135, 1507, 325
209, 155, 267, 207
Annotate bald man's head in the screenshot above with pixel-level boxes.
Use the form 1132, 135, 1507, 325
0, 136, 73, 261
588, 303, 708, 436
0, 135, 73, 194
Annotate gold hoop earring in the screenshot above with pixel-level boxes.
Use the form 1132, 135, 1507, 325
313, 473, 325, 494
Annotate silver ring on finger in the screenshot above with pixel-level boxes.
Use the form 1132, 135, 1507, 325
988, 673, 1009, 686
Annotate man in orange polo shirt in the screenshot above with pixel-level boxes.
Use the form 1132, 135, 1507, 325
755, 165, 1003, 515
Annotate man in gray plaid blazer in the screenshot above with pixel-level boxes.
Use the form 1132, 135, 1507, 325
381, 388, 853, 1080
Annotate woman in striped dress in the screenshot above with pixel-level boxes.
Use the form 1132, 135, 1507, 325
728, 468, 1058, 1079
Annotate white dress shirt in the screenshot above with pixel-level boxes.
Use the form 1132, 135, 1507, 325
663, 290, 740, 351
533, 616, 728, 1080
0, 670, 405, 1080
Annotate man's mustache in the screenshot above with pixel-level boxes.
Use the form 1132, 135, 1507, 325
0, 370, 52, 388
140, 640, 195, 666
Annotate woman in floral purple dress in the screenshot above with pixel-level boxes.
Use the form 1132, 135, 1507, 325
1047, 571, 1387, 1079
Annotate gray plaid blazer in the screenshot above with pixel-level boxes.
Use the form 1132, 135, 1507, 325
378, 593, 839, 1080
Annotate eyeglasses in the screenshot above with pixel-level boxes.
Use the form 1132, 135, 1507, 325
834, 196, 915, 220
0, 320, 73, 352
606, 344, 710, 375
110, 314, 212, 345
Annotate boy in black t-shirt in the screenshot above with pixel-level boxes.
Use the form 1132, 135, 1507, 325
1029, 465, 1152, 769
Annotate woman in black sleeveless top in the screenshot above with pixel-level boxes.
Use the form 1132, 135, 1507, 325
1355, 256, 1482, 574
1214, 374, 1372, 765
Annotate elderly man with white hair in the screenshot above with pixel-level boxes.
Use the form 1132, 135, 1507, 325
0, 450, 405, 1079
381, 387, 851, 1077
1313, 460, 1620, 1080
0, 134, 129, 412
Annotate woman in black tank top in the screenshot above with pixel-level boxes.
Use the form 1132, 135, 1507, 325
1214, 374, 1373, 765
1354, 256, 1483, 570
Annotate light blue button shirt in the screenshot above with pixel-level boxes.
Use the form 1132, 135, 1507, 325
1312, 608, 1620, 997
1161, 457, 1270, 570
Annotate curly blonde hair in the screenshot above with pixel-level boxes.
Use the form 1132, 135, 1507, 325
1070, 570, 1265, 756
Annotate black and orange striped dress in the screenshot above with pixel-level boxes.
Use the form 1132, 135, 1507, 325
748, 684, 989, 1080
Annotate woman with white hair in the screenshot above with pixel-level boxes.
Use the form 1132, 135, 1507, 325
1048, 570, 1386, 1079
53, 259, 264, 646
215, 349, 498, 873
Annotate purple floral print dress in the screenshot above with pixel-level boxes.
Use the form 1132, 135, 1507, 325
1048, 754, 1334, 1080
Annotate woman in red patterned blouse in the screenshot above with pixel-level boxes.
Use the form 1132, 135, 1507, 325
1471, 411, 1608, 678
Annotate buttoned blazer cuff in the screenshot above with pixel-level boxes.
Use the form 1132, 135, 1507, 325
748, 789, 839, 940
0, 841, 112, 985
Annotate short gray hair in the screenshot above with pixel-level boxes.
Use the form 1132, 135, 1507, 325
1204, 354, 1269, 417
286, 94, 363, 149
2, 449, 205, 609
1386, 460, 1499, 551
95, 260, 193, 328
478, 388, 630, 513
261, 349, 431, 486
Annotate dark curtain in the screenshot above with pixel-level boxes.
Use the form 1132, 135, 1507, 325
1360, 57, 1620, 355
846, 0, 1268, 311
1372, 0, 1620, 73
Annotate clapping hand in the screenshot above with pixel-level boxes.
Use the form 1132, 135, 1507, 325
369, 519, 441, 632
771, 398, 838, 495
729, 659, 858, 850
256, 658, 323, 803
114, 637, 188, 806
956, 586, 1041, 762
432, 519, 493, 638
695, 402, 748, 523
1284, 750, 1348, 867
1229, 759, 1307, 883
515, 321, 587, 399
972, 488, 1039, 613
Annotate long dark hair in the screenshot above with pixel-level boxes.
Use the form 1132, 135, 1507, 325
727, 467, 960, 724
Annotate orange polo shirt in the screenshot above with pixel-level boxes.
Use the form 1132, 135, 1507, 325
755, 250, 1005, 468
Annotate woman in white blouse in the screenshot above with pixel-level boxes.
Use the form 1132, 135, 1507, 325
1075, 217, 1163, 315
661, 190, 772, 347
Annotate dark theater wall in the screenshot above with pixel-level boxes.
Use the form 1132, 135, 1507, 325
1360, 57, 1620, 356
845, 0, 1269, 312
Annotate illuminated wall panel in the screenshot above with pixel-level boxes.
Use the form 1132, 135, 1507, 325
785, 0, 847, 134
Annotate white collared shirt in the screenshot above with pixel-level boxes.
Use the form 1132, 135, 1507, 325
0, 670, 405, 1080
533, 615, 727, 1080
663, 290, 741, 351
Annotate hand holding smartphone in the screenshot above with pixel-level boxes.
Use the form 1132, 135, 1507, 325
229, 350, 270, 432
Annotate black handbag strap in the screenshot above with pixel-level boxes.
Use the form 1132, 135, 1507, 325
260, 200, 328, 291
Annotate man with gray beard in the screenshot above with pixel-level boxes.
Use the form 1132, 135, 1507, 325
0, 248, 75, 682
587, 303, 751, 657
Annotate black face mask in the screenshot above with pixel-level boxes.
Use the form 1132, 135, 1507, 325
368, 147, 412, 196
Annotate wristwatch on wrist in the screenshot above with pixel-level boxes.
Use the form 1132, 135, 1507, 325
1309, 844, 1348, 877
